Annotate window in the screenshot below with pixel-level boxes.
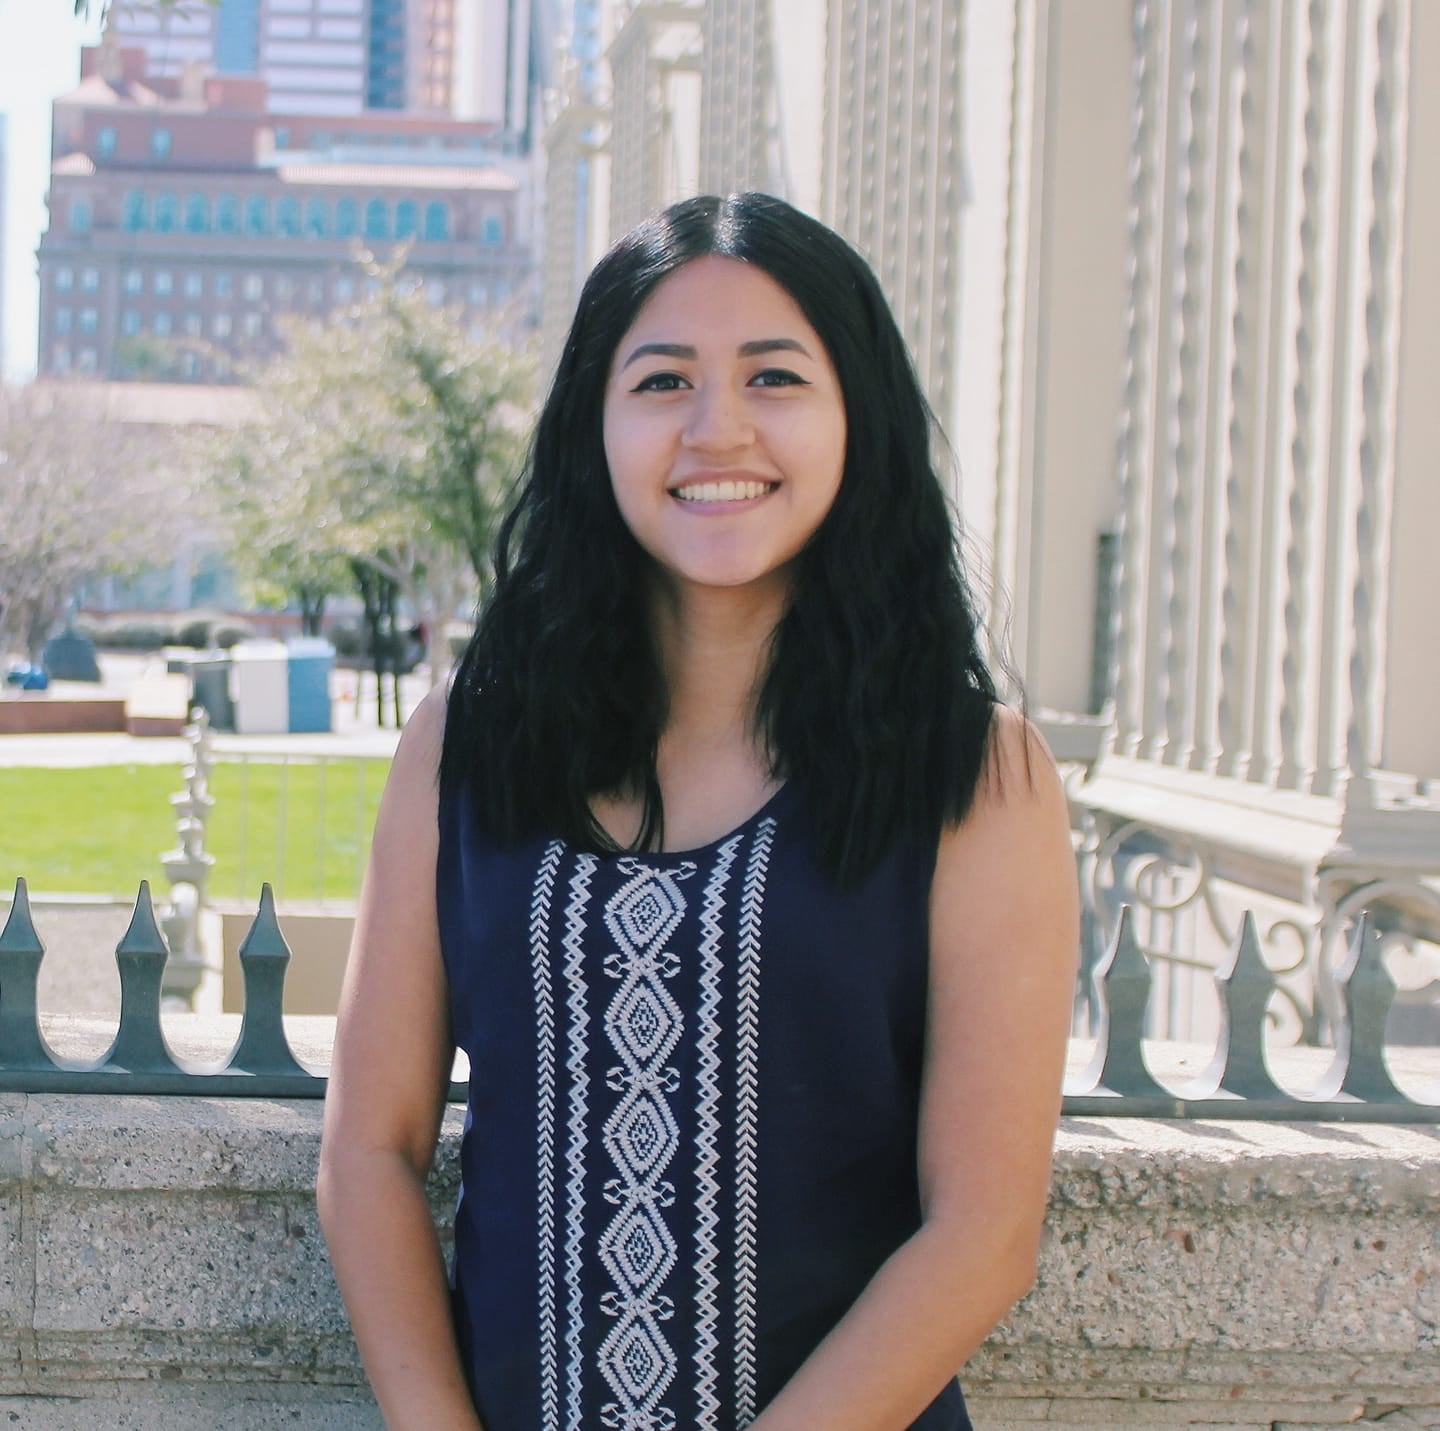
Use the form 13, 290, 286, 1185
154, 270, 174, 296
185, 193, 210, 233
184, 313, 203, 337
274, 127, 290, 150
214, 272, 233, 299
97, 126, 117, 158
121, 310, 141, 336
243, 274, 264, 301
305, 198, 327, 237
276, 197, 300, 236
55, 267, 74, 292
395, 199, 418, 240
242, 312, 262, 337
275, 275, 294, 302
244, 196, 268, 235
70, 199, 92, 234
154, 192, 179, 232
425, 278, 446, 307
53, 345, 71, 372
151, 127, 172, 158
179, 351, 200, 379
423, 201, 449, 242
213, 313, 233, 338
153, 312, 172, 335
54, 307, 73, 334
482, 213, 503, 246
81, 268, 100, 292
363, 199, 388, 240
216, 195, 240, 234
307, 278, 324, 304
77, 347, 98, 372
183, 272, 203, 299
123, 268, 143, 294
335, 198, 358, 238
333, 275, 354, 301
122, 190, 146, 231
78, 308, 99, 334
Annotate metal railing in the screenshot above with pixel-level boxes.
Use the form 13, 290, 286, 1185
0, 875, 1435, 1120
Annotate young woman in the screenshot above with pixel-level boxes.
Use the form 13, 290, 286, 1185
317, 192, 1078, 1431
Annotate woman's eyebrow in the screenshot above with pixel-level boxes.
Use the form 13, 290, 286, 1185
737, 337, 811, 358
621, 341, 697, 369
620, 336, 814, 370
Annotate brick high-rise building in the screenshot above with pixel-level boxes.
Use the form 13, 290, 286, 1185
36, 44, 532, 383
105, 0, 544, 130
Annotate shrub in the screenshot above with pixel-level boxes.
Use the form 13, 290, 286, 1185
175, 618, 212, 649
213, 623, 255, 650
96, 621, 175, 651
327, 624, 363, 658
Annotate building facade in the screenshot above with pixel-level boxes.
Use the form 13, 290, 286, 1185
537, 0, 1440, 1027
36, 45, 530, 383
105, 0, 544, 128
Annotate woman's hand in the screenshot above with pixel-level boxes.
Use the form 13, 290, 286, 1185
750, 706, 1079, 1430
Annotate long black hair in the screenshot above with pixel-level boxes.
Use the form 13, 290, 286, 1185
441, 192, 999, 886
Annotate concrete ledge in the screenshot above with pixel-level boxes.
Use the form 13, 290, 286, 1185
1, 1058, 1437, 1427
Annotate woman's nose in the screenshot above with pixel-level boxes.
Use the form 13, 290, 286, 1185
681, 385, 753, 451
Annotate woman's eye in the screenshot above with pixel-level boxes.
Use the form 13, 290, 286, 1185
749, 368, 808, 388
632, 371, 689, 393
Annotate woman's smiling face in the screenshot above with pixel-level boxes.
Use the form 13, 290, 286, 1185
602, 255, 847, 603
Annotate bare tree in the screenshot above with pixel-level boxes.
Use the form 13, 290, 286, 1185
0, 384, 181, 662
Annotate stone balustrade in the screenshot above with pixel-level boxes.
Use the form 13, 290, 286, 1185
1, 1023, 1436, 1430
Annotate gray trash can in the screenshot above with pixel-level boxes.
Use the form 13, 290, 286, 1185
189, 655, 235, 731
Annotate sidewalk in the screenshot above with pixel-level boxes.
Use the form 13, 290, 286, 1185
0, 655, 430, 767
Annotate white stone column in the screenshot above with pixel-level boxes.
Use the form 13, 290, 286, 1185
1268, 0, 1336, 792
1110, 0, 1171, 754
1381, 0, 1440, 785
1339, 0, 1408, 810
700, 0, 771, 195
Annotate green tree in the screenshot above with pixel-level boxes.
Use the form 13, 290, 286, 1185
201, 256, 534, 723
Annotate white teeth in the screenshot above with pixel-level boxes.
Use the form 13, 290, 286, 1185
673, 479, 773, 503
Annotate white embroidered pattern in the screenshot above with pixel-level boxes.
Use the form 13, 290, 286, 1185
734, 819, 776, 1425
595, 859, 693, 1431
531, 840, 564, 1430
692, 835, 743, 1428
562, 854, 598, 1431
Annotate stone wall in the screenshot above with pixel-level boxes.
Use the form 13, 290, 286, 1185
2, 1088, 1436, 1429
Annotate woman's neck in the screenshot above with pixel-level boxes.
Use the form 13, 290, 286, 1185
651, 578, 785, 757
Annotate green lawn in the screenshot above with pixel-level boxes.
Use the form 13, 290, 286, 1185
1, 759, 391, 904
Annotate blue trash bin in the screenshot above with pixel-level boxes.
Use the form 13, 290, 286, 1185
286, 638, 334, 733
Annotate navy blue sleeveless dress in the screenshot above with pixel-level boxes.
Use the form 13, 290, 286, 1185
436, 781, 972, 1431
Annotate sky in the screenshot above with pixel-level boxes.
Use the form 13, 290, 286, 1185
0, 0, 105, 381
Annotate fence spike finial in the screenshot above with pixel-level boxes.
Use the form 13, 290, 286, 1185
1200, 910, 1286, 1100
227, 883, 306, 1077
1073, 906, 1166, 1098
0, 878, 61, 1072
1321, 911, 1406, 1103
99, 881, 180, 1075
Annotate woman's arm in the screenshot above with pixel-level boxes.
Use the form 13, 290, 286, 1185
750, 707, 1079, 1430
317, 686, 483, 1430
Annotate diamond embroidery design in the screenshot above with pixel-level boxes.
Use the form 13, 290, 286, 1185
597, 867, 687, 1429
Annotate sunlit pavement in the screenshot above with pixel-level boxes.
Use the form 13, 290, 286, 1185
0, 654, 434, 767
